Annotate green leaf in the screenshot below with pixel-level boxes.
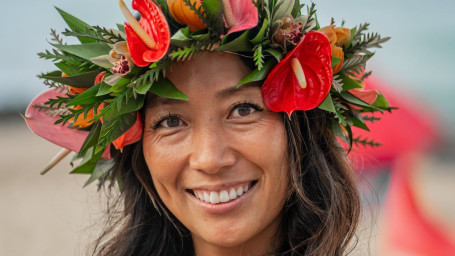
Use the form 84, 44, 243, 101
332, 56, 342, 68
96, 81, 113, 96
351, 114, 370, 131
265, 48, 283, 62
117, 23, 125, 33
67, 82, 103, 106
237, 59, 276, 87
83, 158, 115, 187
149, 78, 189, 100
55, 7, 96, 44
318, 93, 336, 113
135, 80, 153, 95
55, 62, 81, 76
52, 43, 112, 61
40, 70, 100, 88
372, 92, 390, 109
78, 121, 102, 158
171, 27, 192, 48
71, 147, 103, 174
250, 19, 269, 45
216, 30, 252, 52
340, 75, 363, 91
97, 112, 137, 153
340, 91, 373, 108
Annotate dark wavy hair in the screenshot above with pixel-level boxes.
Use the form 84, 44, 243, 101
90, 107, 360, 256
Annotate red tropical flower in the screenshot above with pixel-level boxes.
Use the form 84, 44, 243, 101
120, 0, 171, 67
261, 31, 333, 116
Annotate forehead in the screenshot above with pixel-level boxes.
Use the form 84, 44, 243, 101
146, 52, 260, 107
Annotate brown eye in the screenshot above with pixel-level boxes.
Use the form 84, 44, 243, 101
165, 116, 181, 127
153, 114, 184, 129
229, 103, 262, 119
237, 106, 252, 116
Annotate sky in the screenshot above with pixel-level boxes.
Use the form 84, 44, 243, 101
1, 0, 454, 130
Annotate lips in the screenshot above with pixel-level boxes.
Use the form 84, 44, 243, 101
189, 181, 257, 205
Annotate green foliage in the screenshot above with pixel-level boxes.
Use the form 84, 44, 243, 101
353, 136, 382, 148
253, 45, 265, 70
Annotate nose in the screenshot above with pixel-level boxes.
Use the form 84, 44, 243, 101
189, 125, 236, 174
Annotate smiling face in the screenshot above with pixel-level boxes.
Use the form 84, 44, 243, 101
142, 52, 289, 255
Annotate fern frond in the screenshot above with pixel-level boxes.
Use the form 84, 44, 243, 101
303, 3, 317, 32
362, 115, 381, 123
43, 80, 68, 92
339, 55, 370, 77
50, 29, 65, 45
32, 104, 71, 117
351, 23, 370, 43
169, 45, 200, 61
348, 32, 390, 55
332, 75, 343, 93
253, 45, 264, 70
353, 136, 382, 148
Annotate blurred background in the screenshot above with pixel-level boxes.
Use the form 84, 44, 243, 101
0, 0, 454, 255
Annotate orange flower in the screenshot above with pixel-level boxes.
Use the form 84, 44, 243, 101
318, 25, 337, 46
334, 27, 351, 47
70, 105, 95, 129
167, 0, 206, 32
319, 25, 351, 74
332, 45, 344, 74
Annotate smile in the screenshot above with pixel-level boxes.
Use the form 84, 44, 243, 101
189, 181, 257, 205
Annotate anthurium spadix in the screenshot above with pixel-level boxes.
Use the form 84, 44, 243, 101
261, 31, 333, 116
119, 0, 170, 67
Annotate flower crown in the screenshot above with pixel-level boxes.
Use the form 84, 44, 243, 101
26, 0, 391, 186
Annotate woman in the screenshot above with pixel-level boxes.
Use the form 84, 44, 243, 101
94, 52, 360, 255
26, 0, 390, 255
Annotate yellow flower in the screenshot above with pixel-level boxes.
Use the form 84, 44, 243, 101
167, 0, 207, 32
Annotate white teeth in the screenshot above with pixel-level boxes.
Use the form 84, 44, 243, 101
193, 183, 254, 204
236, 187, 244, 196
219, 190, 229, 203
229, 188, 237, 200
203, 192, 210, 203
210, 191, 220, 204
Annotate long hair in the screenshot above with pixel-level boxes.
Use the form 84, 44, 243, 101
91, 109, 360, 256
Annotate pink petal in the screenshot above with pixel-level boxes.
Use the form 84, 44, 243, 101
25, 89, 110, 159
225, 0, 258, 35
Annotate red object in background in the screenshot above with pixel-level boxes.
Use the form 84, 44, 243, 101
349, 77, 440, 170
381, 154, 455, 256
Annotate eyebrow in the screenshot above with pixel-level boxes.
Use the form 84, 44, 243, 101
215, 83, 261, 99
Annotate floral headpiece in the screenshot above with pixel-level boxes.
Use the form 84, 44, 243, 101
26, 0, 391, 186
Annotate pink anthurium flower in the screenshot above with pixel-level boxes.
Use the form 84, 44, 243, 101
24, 89, 110, 159
222, 0, 258, 35
261, 31, 333, 116
119, 0, 171, 67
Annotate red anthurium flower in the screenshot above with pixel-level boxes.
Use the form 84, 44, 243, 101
113, 111, 143, 151
261, 31, 333, 116
222, 0, 258, 35
119, 0, 171, 67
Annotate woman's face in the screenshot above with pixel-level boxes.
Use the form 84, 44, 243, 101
143, 52, 289, 253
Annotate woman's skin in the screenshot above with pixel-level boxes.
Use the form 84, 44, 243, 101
142, 52, 289, 256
